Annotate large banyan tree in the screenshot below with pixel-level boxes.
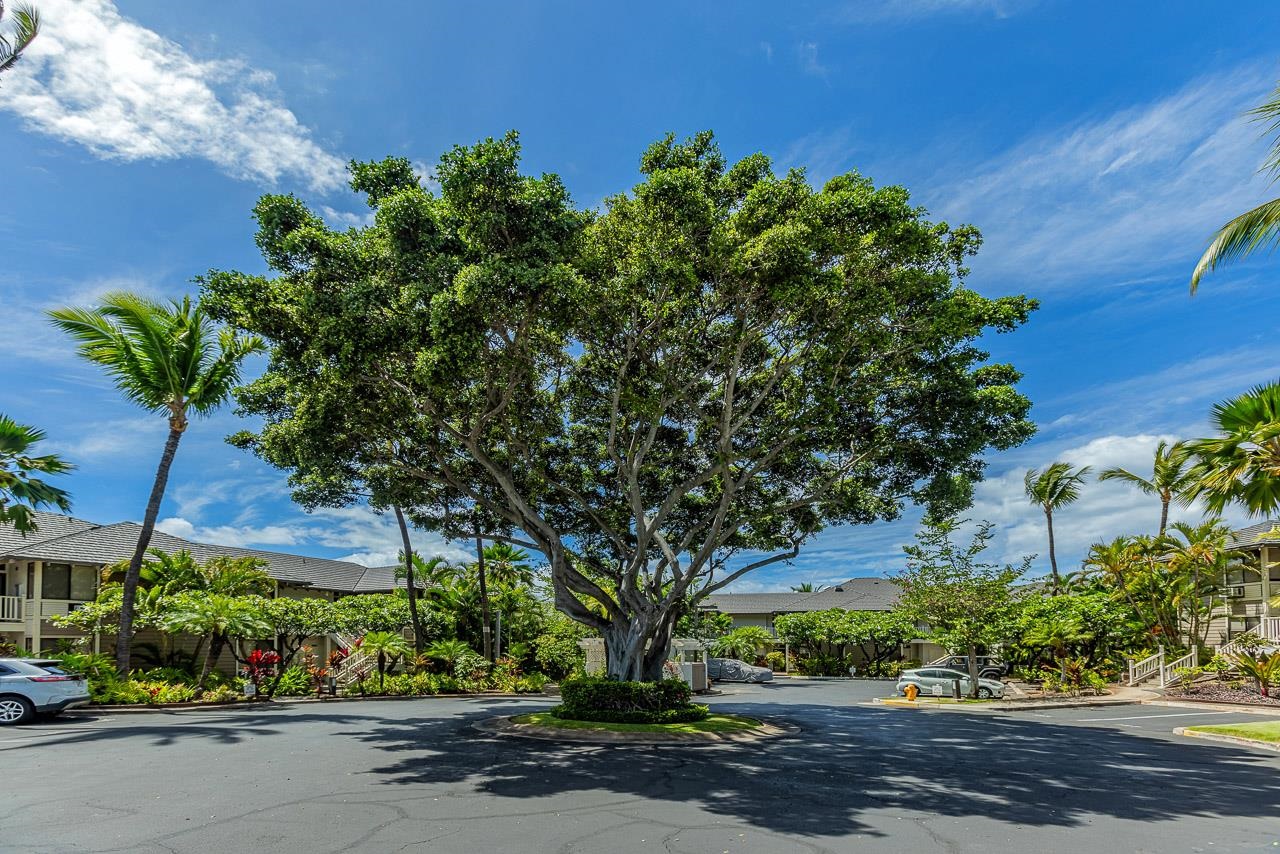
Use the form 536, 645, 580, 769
202, 131, 1034, 680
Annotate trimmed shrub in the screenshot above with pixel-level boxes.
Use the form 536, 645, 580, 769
553, 677, 707, 723
548, 704, 710, 724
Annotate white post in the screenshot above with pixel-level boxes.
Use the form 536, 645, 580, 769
30, 561, 42, 654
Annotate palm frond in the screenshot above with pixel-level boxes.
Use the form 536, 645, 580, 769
1190, 197, 1280, 293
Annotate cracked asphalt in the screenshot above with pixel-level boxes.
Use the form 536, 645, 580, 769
3, 680, 1279, 853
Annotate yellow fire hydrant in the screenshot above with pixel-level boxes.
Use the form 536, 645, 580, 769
904, 683, 919, 701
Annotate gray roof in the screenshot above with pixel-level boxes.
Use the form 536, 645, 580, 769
0, 512, 97, 556
1230, 520, 1280, 548
705, 577, 901, 615
0, 511, 403, 594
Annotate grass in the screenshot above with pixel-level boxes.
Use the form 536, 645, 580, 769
1187, 720, 1280, 744
512, 711, 763, 734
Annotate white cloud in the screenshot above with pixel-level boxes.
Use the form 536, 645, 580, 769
929, 62, 1277, 285
3, 0, 347, 191
309, 506, 472, 567
156, 516, 307, 547
318, 205, 374, 230
777, 126, 857, 185
48, 415, 167, 462
797, 42, 829, 78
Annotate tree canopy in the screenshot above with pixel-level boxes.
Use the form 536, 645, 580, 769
202, 131, 1035, 679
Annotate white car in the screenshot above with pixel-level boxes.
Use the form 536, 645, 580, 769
0, 658, 91, 724
897, 667, 1005, 699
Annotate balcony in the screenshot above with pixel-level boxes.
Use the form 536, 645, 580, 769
0, 595, 21, 626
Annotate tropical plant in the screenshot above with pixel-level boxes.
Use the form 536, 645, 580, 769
1022, 614, 1093, 678
1232, 651, 1280, 698
1024, 462, 1091, 592
424, 638, 475, 671
1191, 81, 1280, 291
0, 2, 38, 77
1162, 519, 1244, 647
1098, 440, 1195, 535
361, 630, 410, 692
255, 597, 340, 697
709, 627, 773, 662
201, 132, 1035, 681
0, 414, 72, 534
1180, 382, 1280, 517
160, 593, 270, 689
49, 293, 264, 673
789, 582, 826, 593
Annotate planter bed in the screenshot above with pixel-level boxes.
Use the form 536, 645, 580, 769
68, 690, 551, 713
1162, 686, 1280, 707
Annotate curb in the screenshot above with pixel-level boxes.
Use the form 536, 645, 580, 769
1142, 699, 1280, 717
1174, 726, 1280, 753
473, 714, 801, 745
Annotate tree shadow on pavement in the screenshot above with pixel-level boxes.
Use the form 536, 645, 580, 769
349, 701, 1280, 839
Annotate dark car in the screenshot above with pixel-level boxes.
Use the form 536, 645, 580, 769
927, 654, 1008, 680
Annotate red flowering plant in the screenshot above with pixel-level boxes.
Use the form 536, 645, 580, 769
242, 649, 282, 693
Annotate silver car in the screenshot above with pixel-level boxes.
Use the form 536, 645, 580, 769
0, 658, 91, 724
897, 667, 1005, 699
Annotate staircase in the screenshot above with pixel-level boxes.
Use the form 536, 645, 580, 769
330, 633, 379, 687
1127, 646, 1198, 688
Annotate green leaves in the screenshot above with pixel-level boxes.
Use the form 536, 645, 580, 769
201, 129, 1035, 678
0, 414, 73, 534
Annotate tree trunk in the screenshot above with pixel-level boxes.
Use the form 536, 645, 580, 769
474, 527, 493, 663
1158, 498, 1169, 537
116, 423, 185, 675
198, 633, 224, 691
966, 642, 981, 699
1045, 509, 1060, 594
602, 611, 676, 681
393, 506, 426, 654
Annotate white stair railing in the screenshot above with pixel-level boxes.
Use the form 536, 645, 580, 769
331, 633, 379, 687
1161, 646, 1198, 687
1128, 649, 1164, 686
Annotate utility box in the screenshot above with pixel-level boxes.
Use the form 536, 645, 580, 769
680, 661, 708, 692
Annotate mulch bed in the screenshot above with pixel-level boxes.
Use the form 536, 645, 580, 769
1164, 684, 1280, 707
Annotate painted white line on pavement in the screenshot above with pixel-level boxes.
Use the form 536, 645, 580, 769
1077, 711, 1248, 722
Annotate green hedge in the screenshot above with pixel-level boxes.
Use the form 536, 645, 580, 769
553, 677, 708, 723
549, 703, 709, 724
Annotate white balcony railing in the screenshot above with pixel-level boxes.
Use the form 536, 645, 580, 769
0, 595, 21, 623
1264, 617, 1280, 642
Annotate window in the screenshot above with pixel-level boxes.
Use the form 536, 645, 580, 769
41, 564, 71, 599
1225, 567, 1260, 586
1269, 564, 1280, 583
70, 566, 96, 601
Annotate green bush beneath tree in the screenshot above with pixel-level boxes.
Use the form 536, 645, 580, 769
551, 676, 708, 724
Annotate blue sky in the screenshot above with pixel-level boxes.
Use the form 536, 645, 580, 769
3, 0, 1280, 589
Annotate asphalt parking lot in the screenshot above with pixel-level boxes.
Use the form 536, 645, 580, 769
2, 680, 1278, 854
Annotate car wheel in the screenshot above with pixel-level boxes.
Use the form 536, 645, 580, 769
976, 687, 994, 699
0, 695, 34, 725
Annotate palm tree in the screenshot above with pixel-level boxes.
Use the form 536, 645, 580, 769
425, 638, 474, 671
49, 293, 264, 673
0, 414, 72, 534
1023, 614, 1093, 678
161, 593, 271, 689
789, 582, 827, 593
1163, 519, 1243, 648
1024, 462, 1092, 593
360, 630, 409, 692
1191, 82, 1280, 292
392, 506, 427, 653
1180, 382, 1280, 517
0, 2, 39, 77
1098, 440, 1196, 535
482, 543, 534, 589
